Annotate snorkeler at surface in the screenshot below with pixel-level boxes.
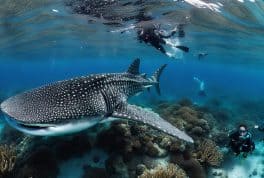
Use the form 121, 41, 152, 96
107, 9, 190, 58
193, 77, 206, 96
136, 21, 189, 56
229, 124, 255, 158
114, 12, 189, 58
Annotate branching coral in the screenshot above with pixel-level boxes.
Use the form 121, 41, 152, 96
138, 163, 187, 178
156, 105, 211, 142
97, 121, 168, 159
95, 100, 225, 177
194, 139, 223, 167
0, 144, 16, 176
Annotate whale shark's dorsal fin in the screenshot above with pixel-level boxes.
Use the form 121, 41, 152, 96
112, 103, 194, 143
127, 58, 140, 75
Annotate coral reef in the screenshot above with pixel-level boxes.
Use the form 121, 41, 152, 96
105, 154, 129, 178
136, 164, 147, 175
178, 98, 193, 107
194, 139, 223, 167
54, 133, 91, 161
95, 99, 227, 177
211, 109, 232, 123
202, 99, 236, 128
0, 144, 16, 178
82, 165, 107, 178
96, 120, 167, 159
155, 103, 211, 142
155, 100, 230, 148
15, 146, 59, 178
1, 131, 92, 178
138, 163, 187, 178
170, 150, 206, 178
211, 130, 229, 147
0, 99, 229, 178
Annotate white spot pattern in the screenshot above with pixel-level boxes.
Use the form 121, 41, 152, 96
1, 73, 154, 125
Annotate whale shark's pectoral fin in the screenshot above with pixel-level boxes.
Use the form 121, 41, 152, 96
112, 104, 193, 143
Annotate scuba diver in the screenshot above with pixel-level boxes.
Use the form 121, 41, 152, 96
229, 124, 255, 158
115, 12, 189, 58
136, 21, 189, 56
193, 77, 206, 97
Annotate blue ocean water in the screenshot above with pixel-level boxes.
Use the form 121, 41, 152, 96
0, 0, 264, 178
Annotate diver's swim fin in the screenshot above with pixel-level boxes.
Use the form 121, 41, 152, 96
176, 45, 189, 53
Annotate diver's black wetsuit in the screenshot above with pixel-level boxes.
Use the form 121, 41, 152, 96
137, 21, 176, 54
229, 131, 255, 156
136, 21, 188, 55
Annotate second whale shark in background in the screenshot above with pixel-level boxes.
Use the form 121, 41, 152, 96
0, 58, 193, 143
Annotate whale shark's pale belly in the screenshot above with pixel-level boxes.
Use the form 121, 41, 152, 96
4, 116, 118, 136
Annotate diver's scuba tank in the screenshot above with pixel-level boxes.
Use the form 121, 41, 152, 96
254, 122, 264, 132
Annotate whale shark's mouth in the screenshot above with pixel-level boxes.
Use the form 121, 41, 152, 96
4, 116, 100, 136
16, 122, 51, 130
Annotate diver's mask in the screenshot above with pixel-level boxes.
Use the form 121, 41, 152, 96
239, 127, 248, 137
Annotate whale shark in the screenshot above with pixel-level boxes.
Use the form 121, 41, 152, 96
0, 58, 193, 143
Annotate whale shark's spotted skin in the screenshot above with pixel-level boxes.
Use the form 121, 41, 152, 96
2, 73, 143, 124
0, 59, 193, 143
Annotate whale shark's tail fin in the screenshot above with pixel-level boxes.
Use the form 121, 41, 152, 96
152, 64, 167, 95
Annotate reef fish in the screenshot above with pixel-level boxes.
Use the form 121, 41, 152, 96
0, 58, 193, 143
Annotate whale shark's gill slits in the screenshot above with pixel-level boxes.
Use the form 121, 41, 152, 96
101, 90, 113, 117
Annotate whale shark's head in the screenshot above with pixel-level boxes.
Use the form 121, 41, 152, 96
1, 97, 101, 136
3, 115, 100, 136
